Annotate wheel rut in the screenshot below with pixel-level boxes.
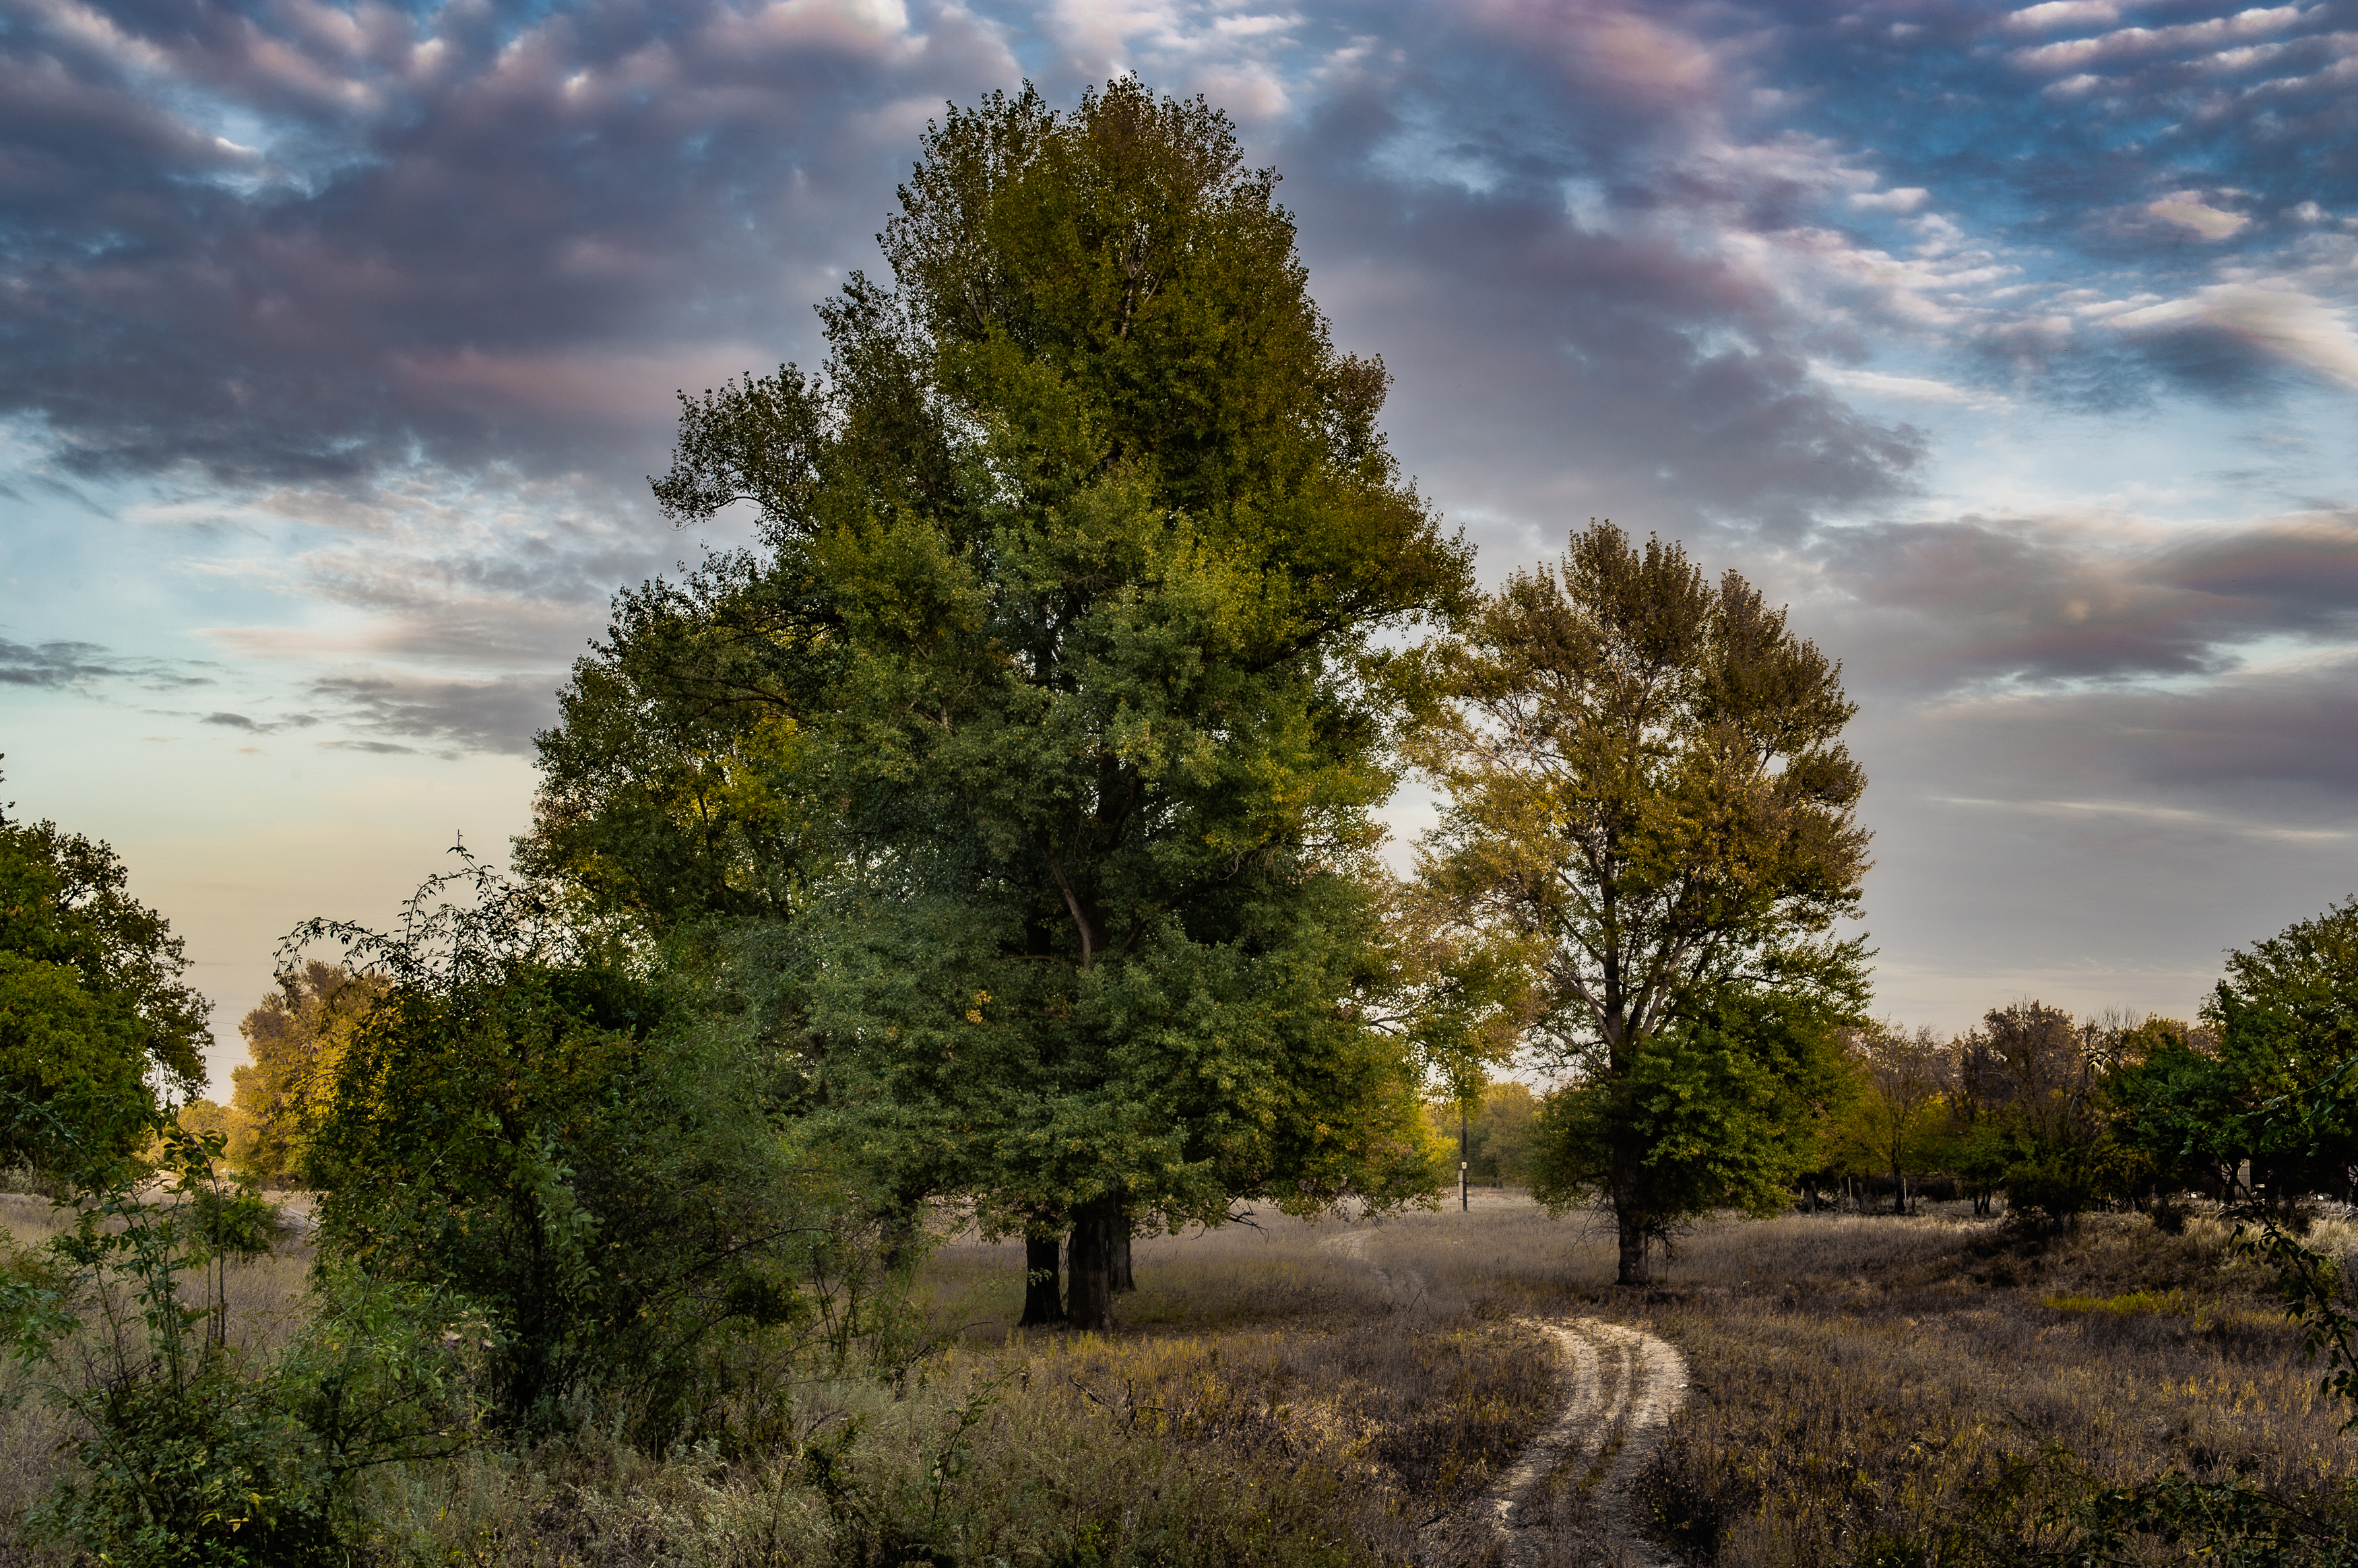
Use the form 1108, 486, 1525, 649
1424, 1315, 1687, 1567
1320, 1227, 1688, 1567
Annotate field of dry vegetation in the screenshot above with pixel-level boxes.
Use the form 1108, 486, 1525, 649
7, 1188, 2357, 1567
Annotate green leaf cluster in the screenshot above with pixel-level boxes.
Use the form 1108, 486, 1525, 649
2112, 898, 2358, 1207
294, 855, 883, 1438
1531, 987, 1855, 1245
2, 1118, 488, 1567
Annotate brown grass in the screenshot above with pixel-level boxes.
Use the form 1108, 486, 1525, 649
909, 1208, 1564, 1556
13, 1190, 2355, 1565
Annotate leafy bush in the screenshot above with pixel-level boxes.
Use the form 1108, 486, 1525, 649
292, 855, 909, 1442
31, 1346, 339, 1567
185, 1181, 286, 1262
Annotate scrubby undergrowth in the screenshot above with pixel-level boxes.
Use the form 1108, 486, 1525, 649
13, 1196, 2358, 1567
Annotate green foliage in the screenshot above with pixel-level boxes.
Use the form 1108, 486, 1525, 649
2113, 900, 2358, 1210
32, 1347, 341, 1568
186, 1179, 286, 1262
295, 853, 889, 1439
0, 949, 154, 1169
1532, 986, 1853, 1245
2051, 1470, 2358, 1568
515, 564, 819, 932
1411, 522, 1870, 1280
223, 960, 388, 1185
1, 1106, 486, 1567
1428, 1078, 1541, 1187
0, 785, 212, 1107
525, 78, 1476, 1325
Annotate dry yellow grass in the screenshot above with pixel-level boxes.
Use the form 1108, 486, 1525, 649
919, 1197, 2358, 1565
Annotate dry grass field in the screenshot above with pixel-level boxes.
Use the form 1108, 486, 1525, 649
7, 1189, 2355, 1565
922, 1196, 2358, 1565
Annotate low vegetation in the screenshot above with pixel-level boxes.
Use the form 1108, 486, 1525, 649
12, 1158, 2358, 1565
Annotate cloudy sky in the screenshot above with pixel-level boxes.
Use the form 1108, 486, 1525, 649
3, 0, 2354, 1090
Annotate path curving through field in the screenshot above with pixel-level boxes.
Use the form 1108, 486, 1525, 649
1433, 1315, 1689, 1567
1321, 1227, 1689, 1567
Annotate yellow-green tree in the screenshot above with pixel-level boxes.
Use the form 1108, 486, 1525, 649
1413, 523, 1871, 1284
1826, 1023, 1952, 1213
1427, 1078, 1543, 1188
224, 962, 387, 1185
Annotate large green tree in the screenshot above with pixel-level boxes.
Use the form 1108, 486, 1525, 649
1411, 523, 1870, 1284
0, 777, 212, 1165
521, 81, 1475, 1326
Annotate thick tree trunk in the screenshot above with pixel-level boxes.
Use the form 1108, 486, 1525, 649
879, 1198, 922, 1275
1614, 1204, 1653, 1286
1019, 1233, 1063, 1328
1611, 1144, 1653, 1286
1065, 1194, 1120, 1329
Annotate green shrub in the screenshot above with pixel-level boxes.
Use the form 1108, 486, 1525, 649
3, 1110, 492, 1567
185, 1182, 286, 1262
293, 857, 911, 1443
30, 1348, 337, 1567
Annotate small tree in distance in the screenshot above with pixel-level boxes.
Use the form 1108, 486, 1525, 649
220, 961, 386, 1185
1411, 523, 1872, 1285
1846, 1022, 1952, 1214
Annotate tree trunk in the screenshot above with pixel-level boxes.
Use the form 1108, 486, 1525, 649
1611, 1142, 1653, 1286
1111, 1229, 1135, 1293
879, 1198, 922, 1274
1894, 1167, 1907, 1216
1019, 1233, 1063, 1328
1065, 1195, 1120, 1329
1614, 1202, 1653, 1286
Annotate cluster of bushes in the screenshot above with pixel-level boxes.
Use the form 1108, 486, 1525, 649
0, 847, 941, 1565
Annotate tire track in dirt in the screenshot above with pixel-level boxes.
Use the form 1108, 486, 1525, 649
1320, 1229, 1688, 1567
1430, 1315, 1688, 1567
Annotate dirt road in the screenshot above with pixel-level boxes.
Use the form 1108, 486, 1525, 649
1429, 1315, 1689, 1567
1324, 1226, 1690, 1567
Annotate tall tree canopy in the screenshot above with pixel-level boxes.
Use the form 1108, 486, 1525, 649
1412, 523, 1870, 1284
521, 80, 1475, 1326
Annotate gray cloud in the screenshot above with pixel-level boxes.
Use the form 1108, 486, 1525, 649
1264, 7, 1931, 549
0, 0, 1017, 488
1909, 654, 2358, 815
1808, 511, 2358, 694
0, 637, 219, 690
307, 672, 561, 756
